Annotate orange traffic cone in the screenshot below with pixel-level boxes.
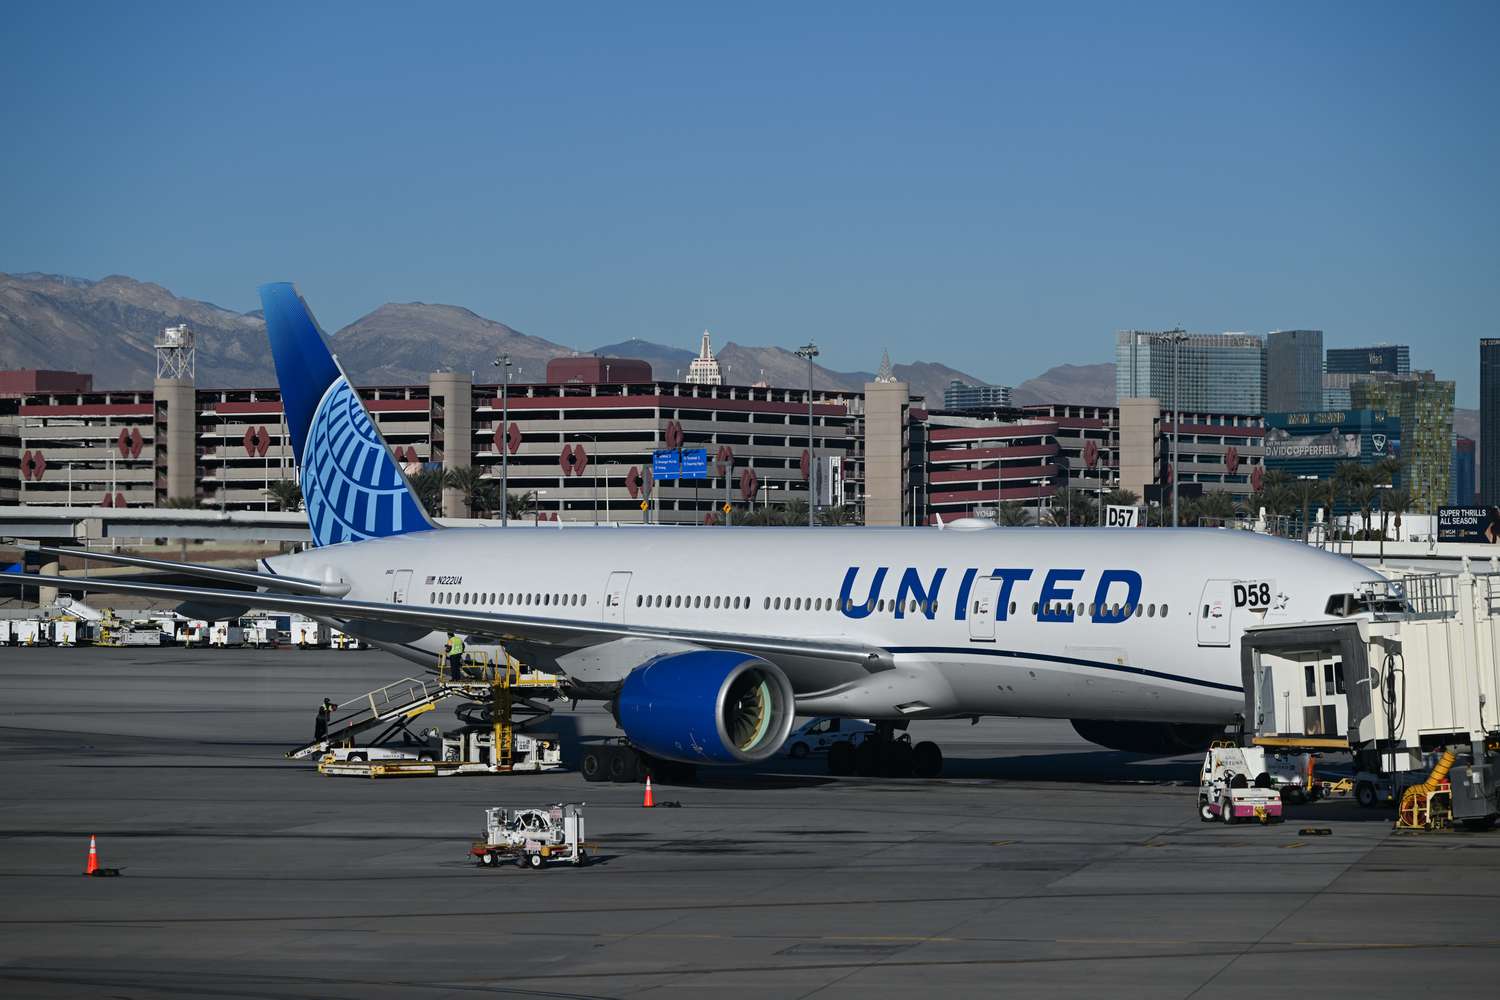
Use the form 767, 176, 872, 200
642, 775, 655, 808
84, 835, 99, 876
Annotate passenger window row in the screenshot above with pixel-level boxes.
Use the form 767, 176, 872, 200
637, 594, 752, 610
427, 589, 1169, 621
431, 591, 585, 609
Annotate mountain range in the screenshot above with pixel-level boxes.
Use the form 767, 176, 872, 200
0, 271, 1111, 406
0, 272, 1478, 464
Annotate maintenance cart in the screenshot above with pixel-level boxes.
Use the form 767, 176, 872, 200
471, 803, 594, 869
1199, 744, 1285, 824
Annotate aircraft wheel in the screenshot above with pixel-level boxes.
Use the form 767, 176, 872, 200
580, 748, 608, 783
912, 741, 943, 779
608, 747, 636, 782
854, 739, 882, 777
881, 740, 914, 778
827, 741, 856, 776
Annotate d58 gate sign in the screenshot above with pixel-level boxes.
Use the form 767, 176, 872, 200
1234, 580, 1274, 609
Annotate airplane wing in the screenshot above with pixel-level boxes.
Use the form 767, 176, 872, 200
23, 545, 350, 596
0, 572, 892, 670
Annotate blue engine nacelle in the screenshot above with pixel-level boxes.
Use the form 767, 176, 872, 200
617, 650, 796, 764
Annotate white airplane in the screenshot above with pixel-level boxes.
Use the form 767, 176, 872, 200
5, 283, 1384, 778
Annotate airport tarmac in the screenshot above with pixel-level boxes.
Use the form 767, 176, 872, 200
1, 647, 1497, 999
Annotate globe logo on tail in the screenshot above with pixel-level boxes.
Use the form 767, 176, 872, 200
301, 376, 427, 546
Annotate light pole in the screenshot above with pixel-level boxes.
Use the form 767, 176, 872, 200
1375, 482, 1393, 565
1297, 474, 1318, 544
492, 353, 512, 525
1169, 329, 1187, 528
523, 488, 549, 526
574, 432, 602, 524
795, 342, 819, 528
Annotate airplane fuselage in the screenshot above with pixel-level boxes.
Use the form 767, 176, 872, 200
268, 524, 1380, 726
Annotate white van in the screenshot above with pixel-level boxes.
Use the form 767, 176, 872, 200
782, 717, 876, 759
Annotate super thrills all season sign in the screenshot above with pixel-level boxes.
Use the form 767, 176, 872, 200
1437, 507, 1500, 544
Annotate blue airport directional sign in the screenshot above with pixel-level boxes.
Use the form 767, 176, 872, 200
652, 449, 680, 479
681, 448, 708, 479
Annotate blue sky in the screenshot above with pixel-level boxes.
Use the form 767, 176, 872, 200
2, 3, 1495, 405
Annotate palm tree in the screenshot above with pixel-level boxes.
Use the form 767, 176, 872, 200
1377, 484, 1412, 541
1054, 489, 1097, 526
265, 479, 302, 512
1291, 476, 1321, 542
995, 502, 1031, 526
442, 466, 488, 517
408, 468, 446, 518
506, 491, 537, 519
1195, 491, 1237, 524
1334, 463, 1372, 537
817, 504, 859, 526
1321, 475, 1343, 538
1104, 488, 1140, 508
738, 498, 811, 526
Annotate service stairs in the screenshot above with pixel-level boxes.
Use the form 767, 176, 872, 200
286, 669, 561, 761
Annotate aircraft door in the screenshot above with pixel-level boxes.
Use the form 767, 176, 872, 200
968, 577, 1002, 642
603, 571, 632, 624
1197, 580, 1232, 647
391, 569, 413, 604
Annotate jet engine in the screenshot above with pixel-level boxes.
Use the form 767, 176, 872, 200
617, 650, 796, 764
1070, 719, 1224, 756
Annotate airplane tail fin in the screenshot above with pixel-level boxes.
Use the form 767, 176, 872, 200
259, 282, 435, 547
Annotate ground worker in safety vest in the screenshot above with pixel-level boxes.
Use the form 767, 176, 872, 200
445, 632, 466, 680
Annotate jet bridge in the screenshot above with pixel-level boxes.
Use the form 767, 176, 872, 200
1241, 562, 1500, 827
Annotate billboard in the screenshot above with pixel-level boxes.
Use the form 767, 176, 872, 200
1437, 506, 1500, 544
1264, 426, 1361, 460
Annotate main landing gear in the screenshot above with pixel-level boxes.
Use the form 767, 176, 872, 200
579, 742, 697, 785
826, 724, 943, 779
